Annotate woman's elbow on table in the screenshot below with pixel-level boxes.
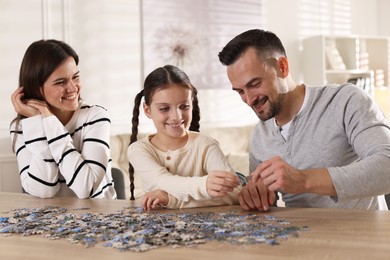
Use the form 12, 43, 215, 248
25, 186, 60, 199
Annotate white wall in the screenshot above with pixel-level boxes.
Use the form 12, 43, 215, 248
351, 0, 378, 35
263, 0, 380, 84
0, 0, 388, 192
0, 0, 142, 192
377, 0, 390, 37
1, 0, 385, 135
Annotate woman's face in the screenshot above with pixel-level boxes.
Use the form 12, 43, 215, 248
42, 57, 81, 116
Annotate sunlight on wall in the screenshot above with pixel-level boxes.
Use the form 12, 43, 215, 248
69, 0, 141, 134
298, 0, 351, 38
142, 0, 264, 90
139, 0, 264, 129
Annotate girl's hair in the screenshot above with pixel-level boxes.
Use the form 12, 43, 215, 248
128, 65, 201, 200
10, 39, 79, 152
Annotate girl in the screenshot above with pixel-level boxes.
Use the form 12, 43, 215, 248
10, 39, 116, 199
128, 65, 241, 210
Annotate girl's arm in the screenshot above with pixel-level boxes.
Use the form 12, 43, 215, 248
129, 137, 240, 205
166, 185, 241, 209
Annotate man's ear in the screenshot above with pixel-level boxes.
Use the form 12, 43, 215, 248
276, 57, 289, 78
143, 102, 151, 119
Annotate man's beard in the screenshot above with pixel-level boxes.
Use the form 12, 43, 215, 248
254, 93, 285, 121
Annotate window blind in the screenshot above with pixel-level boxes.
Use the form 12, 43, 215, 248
298, 0, 351, 38
142, 0, 264, 89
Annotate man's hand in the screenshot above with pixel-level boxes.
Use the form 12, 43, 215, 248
238, 178, 275, 211
252, 156, 336, 196
252, 156, 306, 194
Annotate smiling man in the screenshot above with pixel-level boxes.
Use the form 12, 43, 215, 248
218, 29, 390, 211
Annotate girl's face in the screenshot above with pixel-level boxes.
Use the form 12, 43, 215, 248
42, 57, 81, 117
144, 84, 192, 139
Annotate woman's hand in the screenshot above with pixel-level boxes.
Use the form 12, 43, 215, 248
206, 171, 240, 197
142, 189, 169, 210
11, 87, 53, 118
25, 99, 53, 117
11, 87, 39, 117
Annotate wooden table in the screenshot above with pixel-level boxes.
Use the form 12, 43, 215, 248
0, 192, 389, 260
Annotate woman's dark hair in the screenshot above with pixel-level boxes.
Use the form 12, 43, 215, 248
10, 39, 79, 151
128, 65, 201, 200
218, 29, 287, 66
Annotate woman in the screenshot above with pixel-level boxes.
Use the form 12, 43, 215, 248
10, 39, 116, 199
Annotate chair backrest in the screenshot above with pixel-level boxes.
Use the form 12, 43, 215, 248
112, 167, 126, 200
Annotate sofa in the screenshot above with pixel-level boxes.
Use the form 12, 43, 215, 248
109, 124, 256, 200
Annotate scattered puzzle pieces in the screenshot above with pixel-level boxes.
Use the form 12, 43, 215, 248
0, 206, 308, 252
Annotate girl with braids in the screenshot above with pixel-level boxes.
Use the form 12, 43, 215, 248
127, 65, 241, 210
10, 39, 116, 199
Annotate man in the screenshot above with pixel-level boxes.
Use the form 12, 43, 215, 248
218, 29, 390, 211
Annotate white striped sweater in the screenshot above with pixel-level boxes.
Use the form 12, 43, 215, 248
10, 101, 117, 199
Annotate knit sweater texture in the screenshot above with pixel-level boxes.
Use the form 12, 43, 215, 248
10, 101, 116, 199
128, 131, 240, 209
250, 84, 390, 210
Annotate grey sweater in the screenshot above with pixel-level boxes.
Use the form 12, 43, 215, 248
250, 84, 390, 210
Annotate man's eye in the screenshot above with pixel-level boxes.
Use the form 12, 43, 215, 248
159, 107, 169, 112
235, 90, 244, 95
251, 81, 262, 88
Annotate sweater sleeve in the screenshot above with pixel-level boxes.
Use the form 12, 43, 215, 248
11, 105, 116, 199
327, 85, 390, 201
166, 187, 240, 209
128, 135, 240, 204
11, 115, 61, 198
167, 172, 242, 209
128, 142, 209, 201
43, 107, 115, 199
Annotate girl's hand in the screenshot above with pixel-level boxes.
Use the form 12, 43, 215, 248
206, 171, 240, 197
142, 189, 169, 210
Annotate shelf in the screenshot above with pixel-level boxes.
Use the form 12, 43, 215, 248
302, 35, 390, 90
326, 69, 373, 74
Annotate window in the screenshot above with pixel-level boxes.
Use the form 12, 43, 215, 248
298, 0, 351, 38
142, 0, 264, 89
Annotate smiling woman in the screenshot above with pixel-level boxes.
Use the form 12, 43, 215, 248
9, 39, 117, 200
29, 57, 81, 125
